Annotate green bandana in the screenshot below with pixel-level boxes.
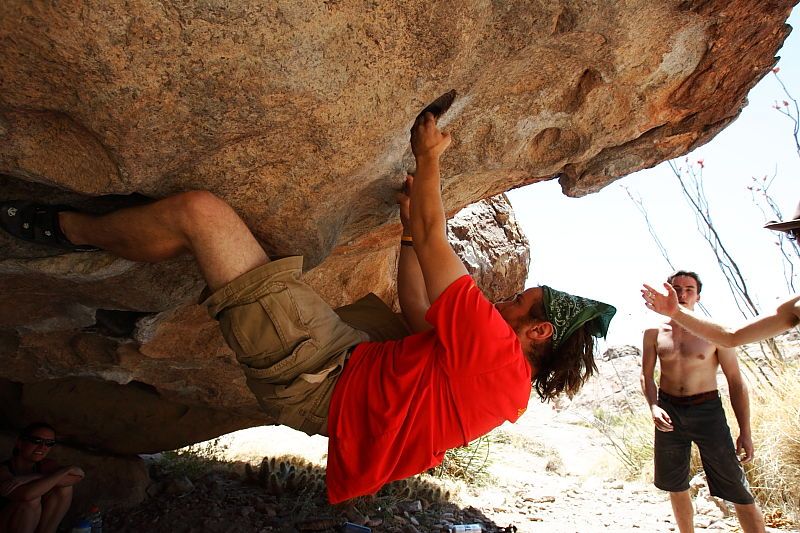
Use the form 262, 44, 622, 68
541, 286, 616, 350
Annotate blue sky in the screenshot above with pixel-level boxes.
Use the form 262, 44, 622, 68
508, 8, 800, 348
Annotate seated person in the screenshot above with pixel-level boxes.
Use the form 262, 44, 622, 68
0, 423, 84, 533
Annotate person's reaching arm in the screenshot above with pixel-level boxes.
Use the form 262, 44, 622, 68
641, 328, 672, 432
719, 346, 754, 463
408, 112, 468, 302
397, 175, 432, 333
642, 283, 800, 347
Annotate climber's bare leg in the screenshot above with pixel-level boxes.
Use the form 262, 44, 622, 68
59, 191, 269, 291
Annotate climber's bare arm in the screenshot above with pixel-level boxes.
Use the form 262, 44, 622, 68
397, 176, 433, 333
408, 113, 468, 303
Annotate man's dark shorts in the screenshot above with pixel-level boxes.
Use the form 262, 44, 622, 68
204, 256, 408, 437
654, 390, 754, 505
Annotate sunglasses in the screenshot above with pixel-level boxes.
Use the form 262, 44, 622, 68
22, 435, 57, 447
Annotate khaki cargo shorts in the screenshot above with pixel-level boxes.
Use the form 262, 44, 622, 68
203, 256, 408, 436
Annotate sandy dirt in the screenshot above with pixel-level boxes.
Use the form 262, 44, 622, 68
103, 395, 797, 533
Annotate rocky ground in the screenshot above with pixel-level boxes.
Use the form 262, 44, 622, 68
100, 403, 797, 533
98, 346, 799, 533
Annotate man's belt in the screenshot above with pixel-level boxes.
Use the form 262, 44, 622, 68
658, 389, 720, 406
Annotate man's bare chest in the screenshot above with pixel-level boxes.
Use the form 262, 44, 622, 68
656, 325, 716, 362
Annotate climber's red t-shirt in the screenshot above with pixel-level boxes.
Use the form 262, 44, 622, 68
326, 275, 532, 503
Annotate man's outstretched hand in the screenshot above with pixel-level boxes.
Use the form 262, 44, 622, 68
411, 112, 451, 160
642, 283, 679, 317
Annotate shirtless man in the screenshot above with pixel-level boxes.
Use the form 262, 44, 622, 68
641, 271, 765, 533
0, 423, 84, 533
642, 202, 800, 346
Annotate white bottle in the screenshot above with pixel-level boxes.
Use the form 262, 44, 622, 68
86, 505, 103, 533
450, 525, 482, 533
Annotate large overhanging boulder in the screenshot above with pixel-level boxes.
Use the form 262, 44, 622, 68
0, 1, 794, 261
0, 0, 795, 454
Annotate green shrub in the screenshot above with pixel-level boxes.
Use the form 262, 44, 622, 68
428, 434, 494, 485
159, 437, 231, 479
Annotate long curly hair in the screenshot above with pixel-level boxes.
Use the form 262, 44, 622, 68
523, 299, 598, 401
531, 325, 597, 400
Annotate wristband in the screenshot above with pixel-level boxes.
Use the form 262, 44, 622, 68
400, 240, 414, 247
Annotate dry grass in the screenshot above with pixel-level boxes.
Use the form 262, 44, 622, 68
592, 407, 653, 479
745, 364, 800, 523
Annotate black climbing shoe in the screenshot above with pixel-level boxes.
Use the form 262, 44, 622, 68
0, 201, 99, 252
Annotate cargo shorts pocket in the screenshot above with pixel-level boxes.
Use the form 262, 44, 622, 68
241, 339, 344, 434
241, 338, 319, 383
225, 281, 312, 363
273, 362, 342, 435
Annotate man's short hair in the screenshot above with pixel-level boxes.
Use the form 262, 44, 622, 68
667, 270, 702, 293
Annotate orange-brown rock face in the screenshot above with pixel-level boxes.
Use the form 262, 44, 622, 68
0, 0, 795, 454
448, 195, 530, 303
